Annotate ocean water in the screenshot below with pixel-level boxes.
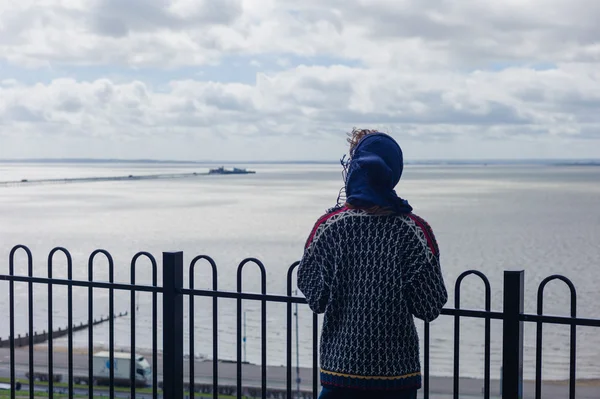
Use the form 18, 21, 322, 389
0, 162, 599, 382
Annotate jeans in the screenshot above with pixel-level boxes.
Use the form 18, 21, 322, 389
318, 386, 418, 399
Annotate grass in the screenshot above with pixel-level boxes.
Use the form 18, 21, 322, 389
0, 378, 238, 399
0, 392, 93, 399
0, 391, 237, 399
0, 378, 154, 394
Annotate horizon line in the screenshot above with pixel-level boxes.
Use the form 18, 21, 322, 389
1, 157, 600, 165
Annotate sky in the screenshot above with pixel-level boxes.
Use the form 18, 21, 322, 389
0, 0, 599, 161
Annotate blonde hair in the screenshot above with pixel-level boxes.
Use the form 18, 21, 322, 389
347, 128, 379, 157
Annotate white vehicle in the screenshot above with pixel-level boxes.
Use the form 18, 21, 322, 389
91, 351, 152, 387
0, 382, 22, 391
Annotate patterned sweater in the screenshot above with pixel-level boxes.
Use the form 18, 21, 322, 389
297, 207, 447, 391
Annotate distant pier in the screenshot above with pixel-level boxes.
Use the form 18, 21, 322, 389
0, 172, 210, 187
0, 167, 259, 187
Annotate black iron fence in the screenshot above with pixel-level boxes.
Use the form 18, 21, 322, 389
1, 245, 600, 399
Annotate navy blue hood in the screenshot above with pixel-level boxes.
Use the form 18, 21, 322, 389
345, 133, 413, 214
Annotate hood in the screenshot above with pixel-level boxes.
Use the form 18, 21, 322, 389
345, 133, 413, 214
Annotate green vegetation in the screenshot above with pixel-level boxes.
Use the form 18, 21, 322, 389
0, 378, 238, 399
0, 378, 155, 394
0, 391, 236, 399
0, 392, 88, 398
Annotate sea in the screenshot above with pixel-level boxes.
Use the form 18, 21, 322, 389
0, 161, 599, 382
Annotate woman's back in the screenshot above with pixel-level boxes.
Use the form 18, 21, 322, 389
298, 207, 447, 391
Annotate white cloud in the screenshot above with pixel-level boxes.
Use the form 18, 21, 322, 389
2, 0, 597, 68
2, 62, 599, 153
0, 0, 599, 159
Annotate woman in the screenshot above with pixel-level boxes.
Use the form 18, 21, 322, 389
297, 129, 447, 399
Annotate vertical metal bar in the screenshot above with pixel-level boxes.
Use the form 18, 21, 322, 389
484, 283, 491, 399
131, 263, 137, 399
88, 258, 93, 399
535, 281, 547, 399
502, 270, 524, 399
236, 282, 243, 399
313, 313, 318, 398
27, 251, 34, 399
569, 298, 576, 399
287, 299, 292, 399
9, 268, 15, 399
453, 309, 459, 399
286, 263, 298, 399
67, 255, 73, 399
152, 265, 158, 399
424, 321, 430, 399
48, 257, 54, 399
9, 269, 15, 399
108, 267, 114, 399
261, 284, 267, 399
189, 274, 195, 399
453, 279, 461, 399
295, 298, 300, 398
535, 279, 547, 399
212, 285, 218, 399
162, 252, 184, 399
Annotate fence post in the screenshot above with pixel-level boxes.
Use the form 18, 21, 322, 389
502, 270, 524, 399
163, 251, 184, 399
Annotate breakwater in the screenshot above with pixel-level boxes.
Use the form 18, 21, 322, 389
0, 311, 128, 348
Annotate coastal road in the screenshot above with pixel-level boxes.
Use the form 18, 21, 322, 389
0, 347, 314, 391
1, 347, 598, 398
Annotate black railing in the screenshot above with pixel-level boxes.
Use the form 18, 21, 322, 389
1, 245, 600, 399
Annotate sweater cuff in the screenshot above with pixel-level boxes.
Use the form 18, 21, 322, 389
320, 369, 422, 391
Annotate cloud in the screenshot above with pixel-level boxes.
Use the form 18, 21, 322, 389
1, 63, 598, 144
0, 0, 243, 67
283, 0, 600, 67
2, 0, 597, 68
0, 0, 599, 159
90, 0, 243, 37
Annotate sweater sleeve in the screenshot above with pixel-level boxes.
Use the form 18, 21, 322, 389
297, 219, 336, 314
403, 215, 448, 322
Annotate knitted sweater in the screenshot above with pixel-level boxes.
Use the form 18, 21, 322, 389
297, 207, 447, 391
